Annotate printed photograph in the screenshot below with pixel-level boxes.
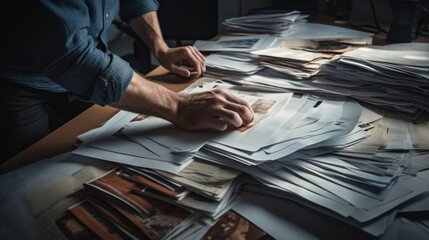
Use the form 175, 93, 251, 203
69, 201, 126, 240
56, 212, 100, 240
251, 99, 276, 114
201, 210, 274, 240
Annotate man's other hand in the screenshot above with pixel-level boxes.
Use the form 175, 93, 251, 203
157, 46, 206, 78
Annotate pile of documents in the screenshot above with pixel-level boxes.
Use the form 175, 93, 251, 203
314, 47, 429, 119
203, 52, 265, 79
194, 34, 284, 52
0, 151, 277, 240
67, 76, 429, 239
199, 23, 373, 82
231, 113, 429, 237
222, 11, 307, 35
4, 74, 428, 239
286, 23, 374, 42
195, 23, 372, 55
284, 23, 373, 51
249, 30, 372, 78
71, 161, 244, 240
252, 47, 332, 77
76, 168, 197, 240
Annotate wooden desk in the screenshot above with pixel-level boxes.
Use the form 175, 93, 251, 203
0, 67, 199, 174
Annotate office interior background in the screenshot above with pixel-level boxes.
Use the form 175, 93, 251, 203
108, 0, 429, 75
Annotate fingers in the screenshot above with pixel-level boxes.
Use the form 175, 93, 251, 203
162, 46, 206, 78
205, 116, 228, 131
192, 46, 206, 73
217, 90, 254, 124
206, 90, 254, 129
174, 46, 205, 77
170, 65, 191, 78
196, 108, 245, 131
211, 107, 245, 128
223, 102, 254, 125
187, 46, 206, 74
175, 89, 254, 132
182, 46, 205, 76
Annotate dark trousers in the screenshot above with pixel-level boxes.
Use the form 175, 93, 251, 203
0, 81, 92, 163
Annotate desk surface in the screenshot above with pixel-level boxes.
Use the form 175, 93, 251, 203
1, 17, 428, 174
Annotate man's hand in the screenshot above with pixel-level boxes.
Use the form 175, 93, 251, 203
156, 46, 206, 78
174, 89, 254, 131
129, 11, 206, 78
110, 73, 254, 132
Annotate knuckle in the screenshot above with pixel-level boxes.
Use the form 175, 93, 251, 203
212, 94, 224, 104
212, 89, 225, 95
231, 113, 242, 126
215, 123, 228, 132
237, 105, 248, 115
225, 110, 239, 121
206, 90, 223, 104
210, 89, 222, 95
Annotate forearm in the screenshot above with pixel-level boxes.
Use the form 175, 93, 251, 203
128, 10, 206, 77
108, 72, 254, 132
109, 72, 180, 122
129, 11, 168, 60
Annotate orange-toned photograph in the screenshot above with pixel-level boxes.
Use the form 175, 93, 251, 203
56, 212, 100, 240
201, 210, 273, 240
83, 169, 192, 240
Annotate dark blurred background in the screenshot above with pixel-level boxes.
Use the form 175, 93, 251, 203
108, 0, 429, 74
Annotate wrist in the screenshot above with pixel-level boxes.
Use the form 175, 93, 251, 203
153, 43, 169, 61
162, 91, 183, 124
171, 93, 192, 128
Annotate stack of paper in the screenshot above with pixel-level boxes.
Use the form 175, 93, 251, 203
121, 78, 362, 164
75, 168, 199, 239
199, 24, 374, 84
314, 47, 429, 119
283, 23, 373, 54
252, 47, 331, 77
282, 37, 372, 53
222, 11, 308, 35
155, 159, 241, 202
286, 23, 374, 41
197, 110, 429, 237
194, 34, 284, 52
71, 93, 244, 224
63, 76, 429, 239
203, 52, 265, 79
73, 111, 194, 174
120, 78, 429, 238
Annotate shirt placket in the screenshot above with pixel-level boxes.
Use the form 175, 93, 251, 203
100, 0, 110, 50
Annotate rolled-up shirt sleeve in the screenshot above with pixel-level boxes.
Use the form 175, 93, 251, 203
119, 0, 159, 23
38, 0, 133, 106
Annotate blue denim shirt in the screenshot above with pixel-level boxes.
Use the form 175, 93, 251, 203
0, 0, 159, 106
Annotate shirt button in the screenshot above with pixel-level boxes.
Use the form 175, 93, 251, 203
105, 12, 109, 18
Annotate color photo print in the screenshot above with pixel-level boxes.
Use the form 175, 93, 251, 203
201, 210, 274, 240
